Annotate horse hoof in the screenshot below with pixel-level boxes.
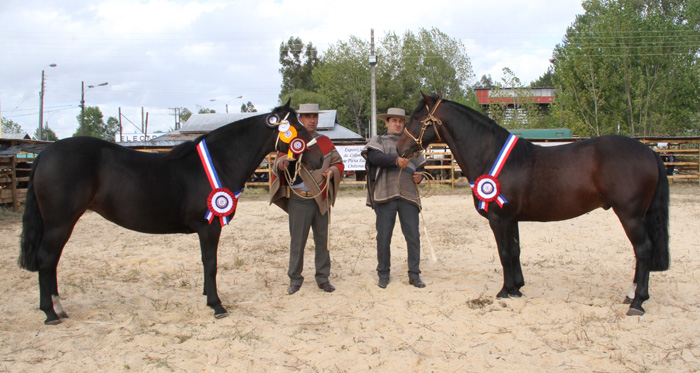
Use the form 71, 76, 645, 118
59, 312, 70, 319
622, 296, 633, 305
214, 312, 229, 319
626, 307, 644, 316
44, 318, 61, 325
508, 291, 523, 298
496, 291, 509, 298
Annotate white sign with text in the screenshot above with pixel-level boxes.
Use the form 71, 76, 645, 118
336, 145, 366, 171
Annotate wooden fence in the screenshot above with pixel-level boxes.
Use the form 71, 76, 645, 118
2, 136, 698, 209
243, 137, 700, 189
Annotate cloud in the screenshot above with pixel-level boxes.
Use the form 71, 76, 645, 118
0, 0, 583, 139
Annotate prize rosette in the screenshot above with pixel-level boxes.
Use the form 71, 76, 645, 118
265, 114, 280, 128
207, 188, 237, 217
279, 126, 297, 143
289, 137, 307, 155
473, 174, 500, 204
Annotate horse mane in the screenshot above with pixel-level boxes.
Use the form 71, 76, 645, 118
417, 93, 534, 160
164, 105, 296, 160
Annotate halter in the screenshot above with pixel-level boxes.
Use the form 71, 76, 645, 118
402, 98, 443, 151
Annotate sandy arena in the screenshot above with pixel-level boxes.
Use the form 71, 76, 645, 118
1, 185, 699, 371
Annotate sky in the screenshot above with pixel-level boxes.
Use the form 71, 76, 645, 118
0, 0, 584, 140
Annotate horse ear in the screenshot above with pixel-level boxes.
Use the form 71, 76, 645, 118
436, 91, 443, 100
283, 98, 291, 110
421, 91, 435, 107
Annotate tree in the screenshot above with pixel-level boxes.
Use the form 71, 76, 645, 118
474, 74, 495, 89
278, 89, 331, 112
309, 28, 476, 135
33, 127, 58, 141
73, 106, 119, 142
487, 67, 544, 130
240, 101, 258, 113
1, 117, 23, 134
314, 36, 371, 136
180, 108, 193, 123
552, 0, 700, 136
198, 108, 216, 114
531, 66, 555, 88
279, 37, 320, 99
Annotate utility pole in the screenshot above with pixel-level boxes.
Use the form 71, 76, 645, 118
39, 64, 56, 141
369, 29, 377, 139
80, 81, 85, 136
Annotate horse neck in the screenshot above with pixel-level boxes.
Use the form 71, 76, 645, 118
440, 104, 512, 182
201, 121, 274, 191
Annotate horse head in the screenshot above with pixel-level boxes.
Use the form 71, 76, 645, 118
268, 100, 324, 170
397, 92, 445, 159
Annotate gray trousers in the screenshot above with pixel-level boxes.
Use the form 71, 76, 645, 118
287, 193, 331, 286
374, 199, 421, 280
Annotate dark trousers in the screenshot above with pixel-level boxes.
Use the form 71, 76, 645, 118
374, 199, 421, 280
287, 193, 331, 286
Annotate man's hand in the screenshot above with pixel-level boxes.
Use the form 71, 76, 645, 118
278, 158, 289, 170
396, 157, 410, 168
322, 168, 333, 178
413, 172, 423, 184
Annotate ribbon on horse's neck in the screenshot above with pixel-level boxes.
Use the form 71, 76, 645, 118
402, 98, 443, 151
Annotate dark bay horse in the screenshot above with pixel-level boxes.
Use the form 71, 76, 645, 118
397, 93, 669, 316
19, 102, 323, 324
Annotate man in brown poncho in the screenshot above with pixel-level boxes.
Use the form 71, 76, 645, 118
362, 108, 427, 289
270, 103, 344, 295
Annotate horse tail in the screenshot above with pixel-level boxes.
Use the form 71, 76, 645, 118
646, 152, 670, 272
19, 155, 44, 272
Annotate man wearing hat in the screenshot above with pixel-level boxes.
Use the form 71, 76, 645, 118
362, 108, 427, 289
270, 103, 344, 295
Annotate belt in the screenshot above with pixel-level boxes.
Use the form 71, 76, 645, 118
293, 190, 314, 197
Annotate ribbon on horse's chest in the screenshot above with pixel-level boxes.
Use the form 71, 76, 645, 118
197, 139, 242, 226
469, 134, 518, 212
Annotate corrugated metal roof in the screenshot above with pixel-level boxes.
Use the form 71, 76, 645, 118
164, 111, 364, 143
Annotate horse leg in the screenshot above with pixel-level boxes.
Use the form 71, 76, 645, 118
489, 218, 521, 298
197, 226, 228, 319
511, 222, 525, 294
623, 268, 638, 305
37, 225, 74, 324
616, 214, 652, 316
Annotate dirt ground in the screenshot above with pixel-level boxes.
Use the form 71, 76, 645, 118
1, 185, 699, 371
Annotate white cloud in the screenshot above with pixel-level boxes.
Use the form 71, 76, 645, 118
0, 0, 583, 139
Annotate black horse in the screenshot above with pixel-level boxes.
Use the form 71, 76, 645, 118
397, 93, 670, 316
19, 102, 323, 324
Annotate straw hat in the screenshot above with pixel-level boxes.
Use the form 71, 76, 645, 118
377, 107, 409, 121
297, 103, 320, 114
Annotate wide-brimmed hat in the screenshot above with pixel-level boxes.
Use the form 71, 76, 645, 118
297, 103, 320, 114
377, 108, 409, 121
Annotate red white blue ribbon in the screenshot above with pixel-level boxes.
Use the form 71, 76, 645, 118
197, 139, 242, 226
469, 134, 518, 212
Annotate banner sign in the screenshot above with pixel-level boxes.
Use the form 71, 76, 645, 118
336, 145, 366, 171
116, 133, 160, 142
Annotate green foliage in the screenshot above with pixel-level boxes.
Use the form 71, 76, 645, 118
1, 117, 23, 135
73, 106, 119, 142
180, 108, 192, 123
33, 127, 58, 141
314, 36, 371, 136
307, 27, 475, 136
531, 66, 555, 88
240, 101, 258, 113
279, 37, 320, 99
198, 108, 216, 114
487, 67, 546, 130
552, 0, 700, 136
279, 89, 331, 111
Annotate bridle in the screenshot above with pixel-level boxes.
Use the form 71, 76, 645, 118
267, 112, 318, 156
402, 98, 443, 151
